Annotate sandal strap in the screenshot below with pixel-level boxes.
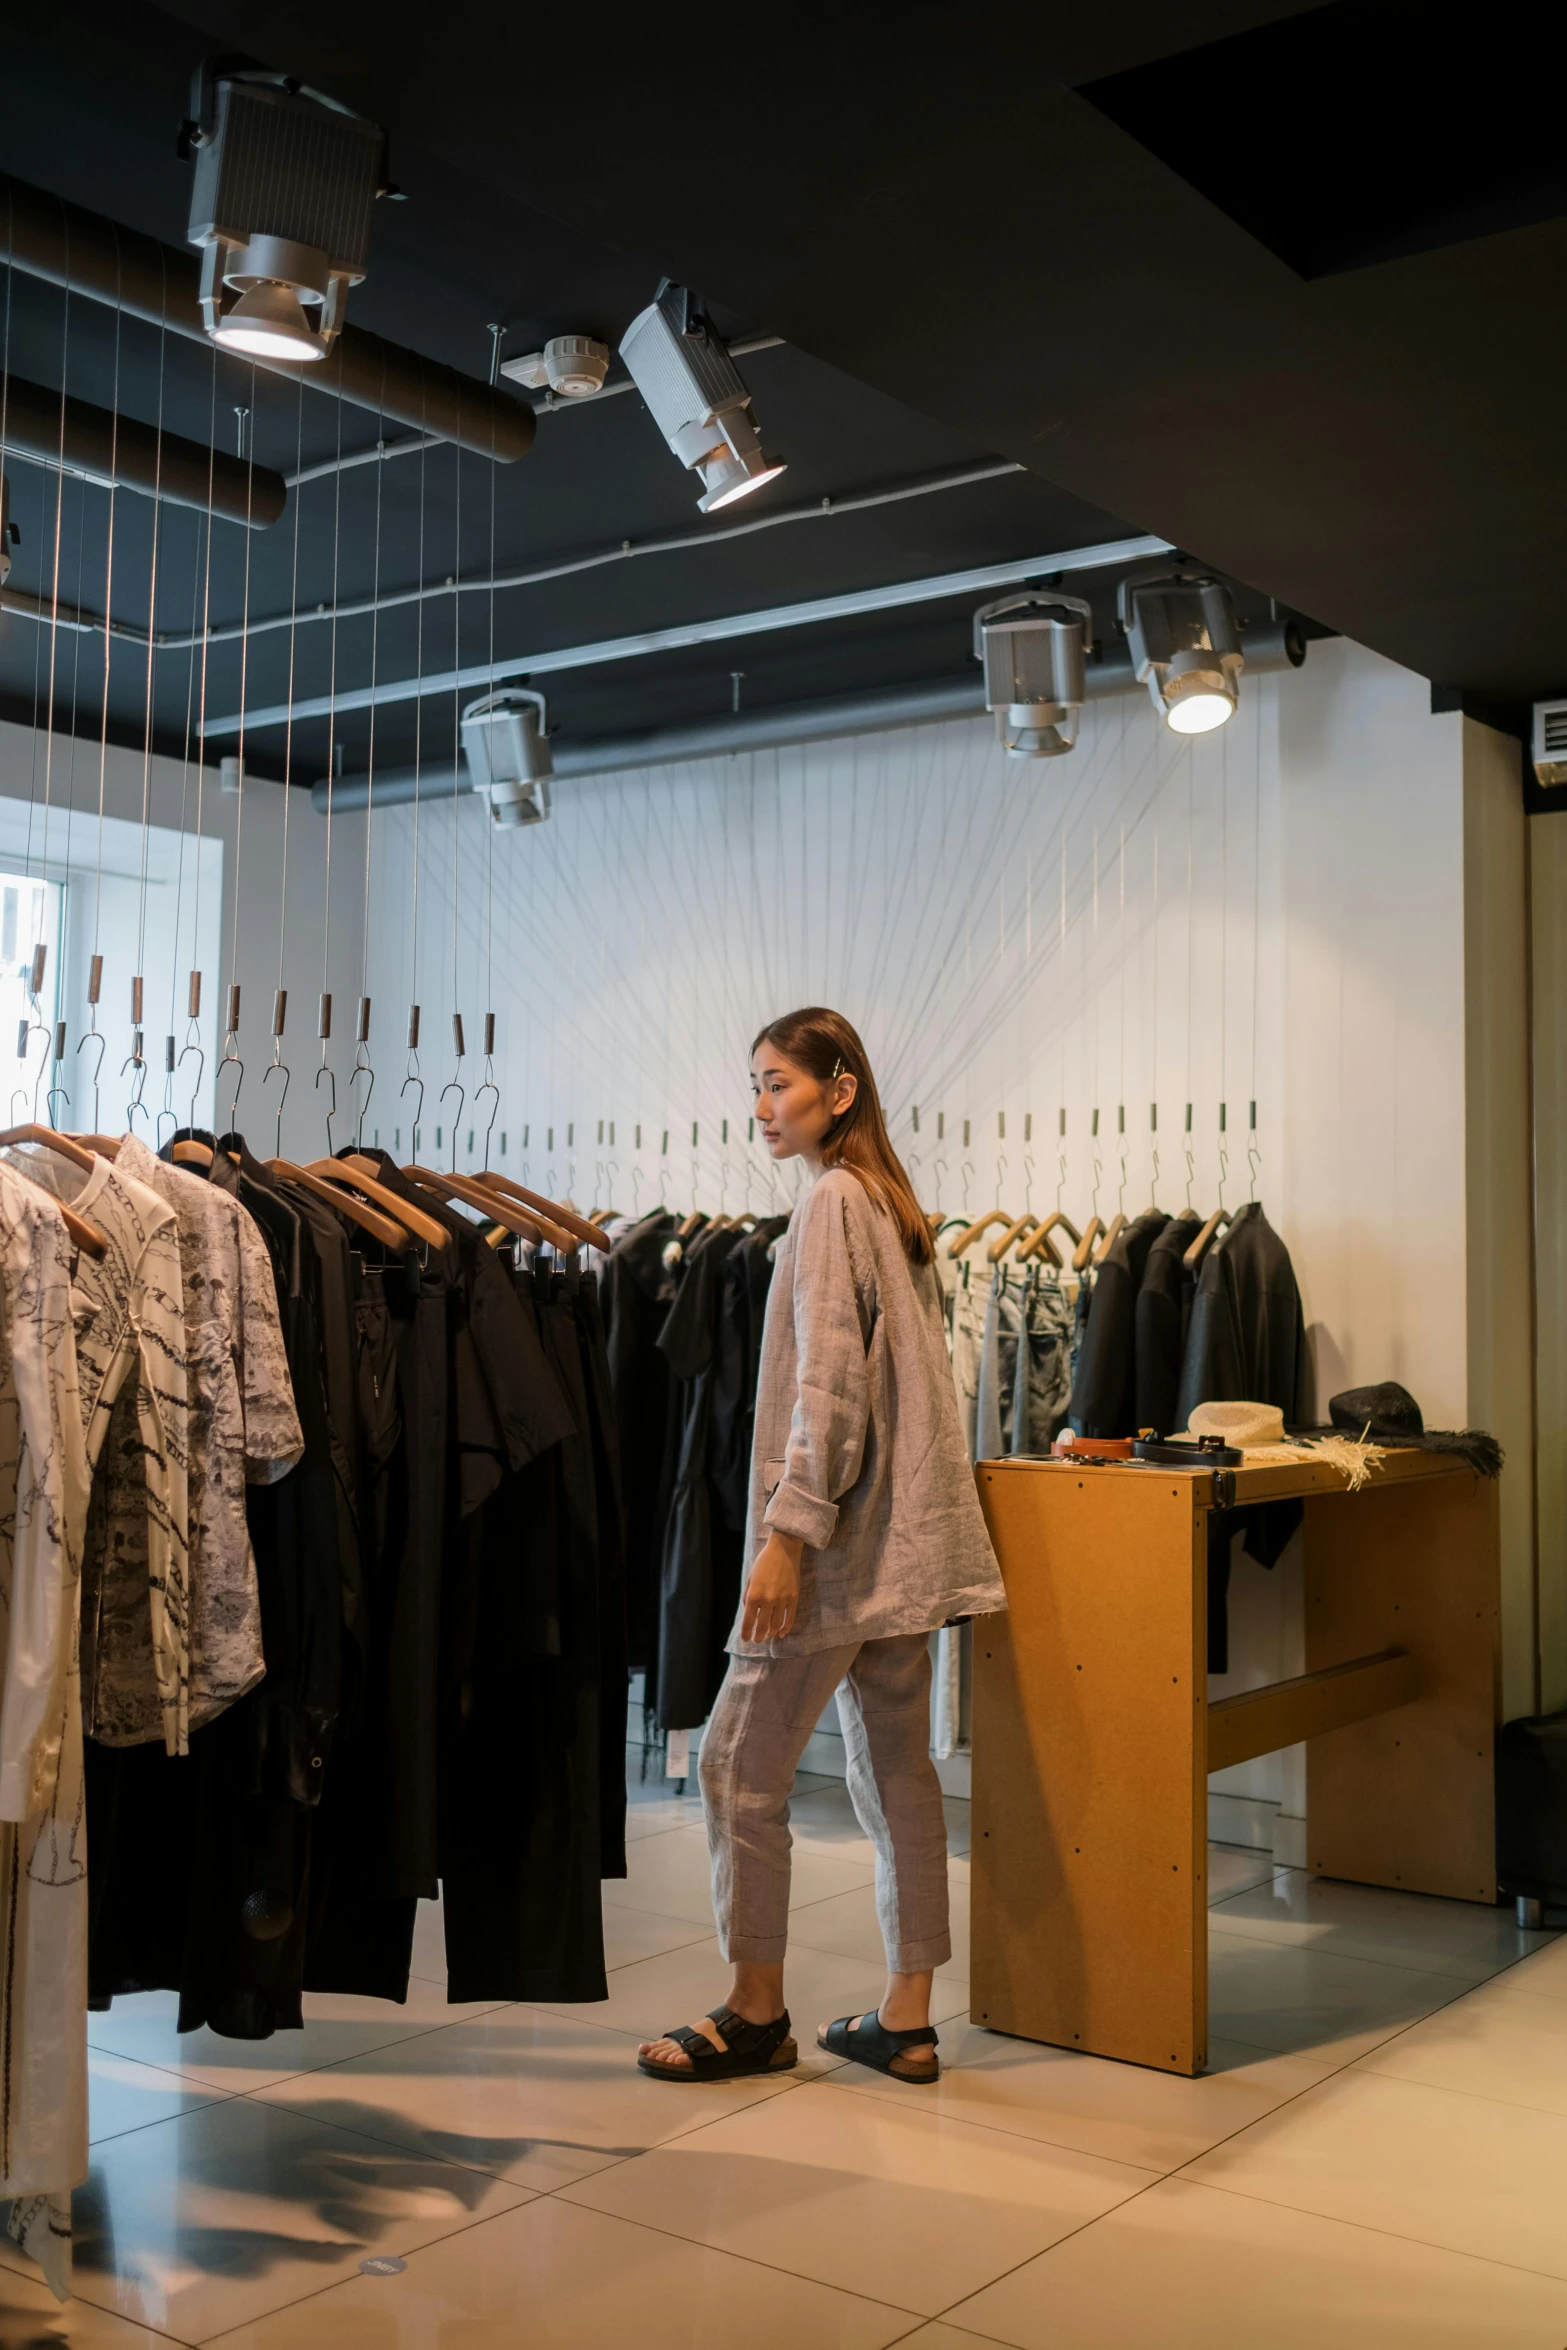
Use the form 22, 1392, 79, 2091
824, 2011, 939, 2060
664, 2023, 725, 2065
706, 2006, 793, 2059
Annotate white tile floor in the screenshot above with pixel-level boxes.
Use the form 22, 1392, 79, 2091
4, 1764, 1566, 2348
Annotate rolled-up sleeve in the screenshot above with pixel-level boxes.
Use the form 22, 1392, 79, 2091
763, 1181, 871, 1549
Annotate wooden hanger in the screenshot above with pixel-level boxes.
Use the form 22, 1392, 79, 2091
470, 1170, 613, 1251
1093, 1212, 1129, 1265
986, 1212, 1043, 1264
405, 1163, 576, 1250
1183, 1205, 1232, 1271
946, 1208, 1015, 1258
1071, 1215, 1106, 1271
1018, 1208, 1081, 1265
588, 1206, 617, 1227
267, 1161, 410, 1252
173, 1138, 214, 1167
0, 1126, 109, 1256
302, 1157, 453, 1254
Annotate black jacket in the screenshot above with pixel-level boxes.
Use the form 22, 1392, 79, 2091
1175, 1200, 1309, 1430
1134, 1211, 1201, 1435
1069, 1208, 1170, 1438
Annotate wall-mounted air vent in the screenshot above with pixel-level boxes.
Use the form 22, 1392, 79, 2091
1533, 700, 1567, 789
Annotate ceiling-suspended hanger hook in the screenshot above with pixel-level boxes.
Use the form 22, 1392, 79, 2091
400, 1061, 424, 1146
1022, 1154, 1035, 1212
932, 1156, 947, 1211
631, 1163, 644, 1215
1248, 1138, 1261, 1201
439, 1076, 465, 1173
1090, 1147, 1103, 1217
315, 1061, 338, 1154
1216, 1141, 1230, 1209
262, 1055, 292, 1155
46, 1081, 70, 1132
350, 1052, 376, 1145
959, 1159, 974, 1214
472, 1073, 499, 1168
1117, 1150, 1128, 1212
178, 1037, 206, 1126
76, 1027, 106, 1128
8, 1088, 26, 1126
121, 1041, 149, 1131
994, 1153, 1007, 1209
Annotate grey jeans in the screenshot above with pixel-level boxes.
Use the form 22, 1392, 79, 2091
699, 1632, 951, 1972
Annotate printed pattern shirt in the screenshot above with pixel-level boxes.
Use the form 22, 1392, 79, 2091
116, 1135, 301, 1727
0, 1145, 191, 1755
0, 1162, 92, 2292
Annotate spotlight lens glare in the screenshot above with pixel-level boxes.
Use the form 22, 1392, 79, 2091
703, 461, 787, 512
212, 320, 327, 360
1166, 689, 1234, 735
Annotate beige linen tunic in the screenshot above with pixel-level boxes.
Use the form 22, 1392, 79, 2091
730, 1167, 1005, 1658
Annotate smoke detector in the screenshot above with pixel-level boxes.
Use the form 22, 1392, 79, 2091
462, 689, 554, 827
501, 336, 610, 398
1534, 700, 1567, 788
183, 61, 389, 361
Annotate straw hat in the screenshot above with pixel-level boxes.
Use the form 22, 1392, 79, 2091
1187, 1401, 1287, 1449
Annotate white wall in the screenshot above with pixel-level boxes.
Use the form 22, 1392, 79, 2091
0, 718, 368, 1164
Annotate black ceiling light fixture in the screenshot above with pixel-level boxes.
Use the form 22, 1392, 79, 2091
973, 590, 1092, 757
182, 57, 392, 363
618, 281, 786, 512
1118, 569, 1245, 736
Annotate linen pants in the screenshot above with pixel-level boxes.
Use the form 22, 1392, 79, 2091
699, 1632, 951, 1973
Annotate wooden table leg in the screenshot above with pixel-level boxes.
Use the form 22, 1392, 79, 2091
1305, 1471, 1498, 1902
972, 1466, 1210, 2074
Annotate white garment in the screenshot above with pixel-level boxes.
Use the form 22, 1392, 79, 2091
0, 1163, 91, 2300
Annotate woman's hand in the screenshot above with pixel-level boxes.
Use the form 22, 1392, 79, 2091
742, 1531, 803, 1643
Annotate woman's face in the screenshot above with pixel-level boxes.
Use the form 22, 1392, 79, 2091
750, 1044, 856, 1163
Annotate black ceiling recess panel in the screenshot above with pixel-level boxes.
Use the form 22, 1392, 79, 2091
1081, 2, 1567, 281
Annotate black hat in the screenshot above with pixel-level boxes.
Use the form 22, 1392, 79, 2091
1328, 1382, 1502, 1479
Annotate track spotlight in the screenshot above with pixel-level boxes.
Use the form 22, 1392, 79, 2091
211, 278, 325, 361
462, 690, 554, 828
973, 590, 1092, 757
619, 282, 785, 513
184, 62, 389, 362
1119, 571, 1243, 735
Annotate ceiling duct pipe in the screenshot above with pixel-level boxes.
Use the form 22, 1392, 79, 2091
311, 622, 1307, 811
0, 171, 533, 464
1, 371, 286, 524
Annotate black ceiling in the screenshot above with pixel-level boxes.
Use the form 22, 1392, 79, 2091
1, 0, 1560, 783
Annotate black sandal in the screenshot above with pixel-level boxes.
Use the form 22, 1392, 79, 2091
819, 2011, 940, 2083
638, 2005, 798, 2082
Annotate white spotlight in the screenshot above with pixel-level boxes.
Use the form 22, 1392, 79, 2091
462, 689, 554, 828
973, 590, 1092, 757
211, 279, 326, 362
502, 336, 610, 399
1119, 571, 1244, 734
619, 282, 785, 513
184, 65, 389, 362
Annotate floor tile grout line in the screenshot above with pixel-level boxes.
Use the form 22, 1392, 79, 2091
1163, 2169, 1567, 2293
190, 2185, 930, 2347
1340, 2049, 1567, 2128
1206, 1913, 1553, 1980
921, 1988, 1407, 2335
86, 1998, 525, 2100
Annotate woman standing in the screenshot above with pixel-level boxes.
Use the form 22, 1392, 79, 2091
639, 1008, 1004, 2086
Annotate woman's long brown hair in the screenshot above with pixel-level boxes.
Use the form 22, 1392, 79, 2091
751, 1006, 933, 1264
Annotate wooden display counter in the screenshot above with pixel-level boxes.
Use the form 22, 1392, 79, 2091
971, 1449, 1499, 2076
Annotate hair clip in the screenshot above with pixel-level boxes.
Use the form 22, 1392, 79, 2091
831, 1056, 844, 1081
